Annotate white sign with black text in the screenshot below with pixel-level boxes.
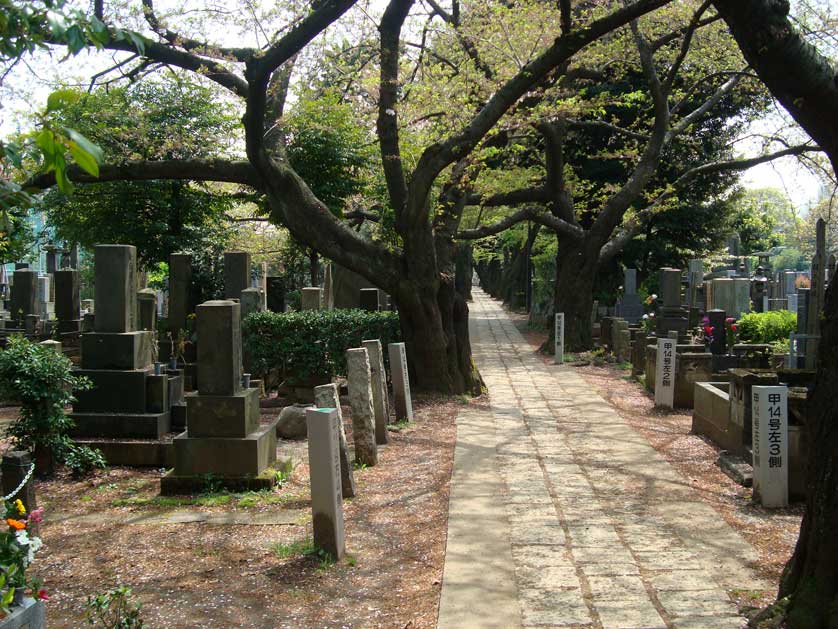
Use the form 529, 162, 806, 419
752, 385, 788, 508
654, 338, 675, 408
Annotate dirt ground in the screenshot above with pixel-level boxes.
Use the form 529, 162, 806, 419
23, 394, 460, 629
512, 313, 804, 609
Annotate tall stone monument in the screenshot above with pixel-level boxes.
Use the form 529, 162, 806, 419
161, 299, 278, 494
168, 253, 193, 334
615, 268, 644, 323
656, 268, 687, 338
54, 269, 81, 333
71, 245, 172, 442
362, 339, 389, 444
388, 342, 414, 422
313, 383, 356, 498
305, 407, 346, 559
346, 347, 378, 467
301, 287, 323, 311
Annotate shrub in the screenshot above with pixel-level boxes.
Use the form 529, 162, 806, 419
64, 444, 107, 479
242, 309, 401, 383
0, 336, 92, 474
84, 586, 145, 628
736, 310, 797, 345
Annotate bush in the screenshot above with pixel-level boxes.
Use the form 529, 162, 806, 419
84, 586, 145, 628
242, 309, 401, 383
736, 310, 797, 345
0, 336, 91, 474
64, 444, 107, 478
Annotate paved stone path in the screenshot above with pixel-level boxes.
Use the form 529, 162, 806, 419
438, 288, 766, 629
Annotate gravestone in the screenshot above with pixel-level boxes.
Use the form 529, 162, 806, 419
388, 342, 413, 422
807, 219, 826, 337
782, 271, 796, 297
305, 407, 346, 559
323, 264, 334, 310
314, 383, 357, 498
224, 251, 251, 300
362, 339, 389, 445
615, 268, 644, 323
54, 269, 81, 333
359, 288, 381, 312
266, 277, 286, 312
732, 278, 751, 319
657, 268, 687, 337
346, 347, 378, 466
786, 292, 798, 315
168, 253, 193, 334
37, 275, 53, 320
687, 259, 703, 306
240, 287, 262, 319
71, 245, 173, 447
710, 278, 735, 314
654, 337, 675, 409
162, 299, 278, 493
828, 254, 837, 285
752, 386, 788, 508
137, 289, 157, 331
554, 312, 564, 364
260, 262, 268, 311
301, 287, 323, 311
707, 309, 727, 355
9, 269, 37, 324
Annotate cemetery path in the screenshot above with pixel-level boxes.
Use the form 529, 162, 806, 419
438, 288, 767, 629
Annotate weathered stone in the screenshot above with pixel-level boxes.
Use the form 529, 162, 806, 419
706, 309, 727, 355
1, 451, 37, 516
224, 251, 251, 299
752, 386, 788, 508
359, 288, 381, 312
388, 342, 413, 422
659, 268, 681, 308
276, 404, 312, 440
692, 382, 736, 451
187, 388, 260, 438
94, 244, 138, 333
10, 269, 37, 319
674, 352, 712, 408
301, 287, 322, 311
314, 383, 356, 498
240, 287, 262, 319
346, 347, 378, 466
168, 253, 192, 333
196, 300, 242, 396
81, 331, 153, 370
266, 277, 285, 312
54, 269, 80, 323
137, 288, 157, 331
362, 339, 389, 444
306, 407, 346, 559
146, 373, 169, 414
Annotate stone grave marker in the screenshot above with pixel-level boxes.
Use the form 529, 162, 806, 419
266, 277, 286, 312
362, 339, 389, 444
168, 253, 193, 333
616, 269, 644, 323
554, 312, 564, 364
654, 337, 675, 408
314, 383, 356, 498
10, 269, 37, 323
137, 288, 157, 331
752, 385, 788, 508
54, 269, 81, 333
240, 287, 262, 319
301, 287, 323, 311
306, 407, 346, 559
388, 342, 413, 422
346, 347, 378, 466
224, 251, 251, 300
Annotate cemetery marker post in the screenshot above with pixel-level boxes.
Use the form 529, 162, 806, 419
654, 337, 675, 409
752, 385, 789, 508
306, 407, 346, 560
554, 313, 565, 364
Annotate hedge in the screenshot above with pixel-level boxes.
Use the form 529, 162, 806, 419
736, 310, 797, 345
242, 309, 401, 383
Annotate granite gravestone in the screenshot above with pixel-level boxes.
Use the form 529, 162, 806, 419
362, 339, 389, 444
388, 342, 414, 422
313, 384, 356, 498
346, 347, 378, 466
306, 407, 346, 559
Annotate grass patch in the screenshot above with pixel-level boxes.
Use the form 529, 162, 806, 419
111, 493, 233, 508
271, 538, 316, 559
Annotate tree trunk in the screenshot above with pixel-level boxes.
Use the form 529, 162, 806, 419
777, 275, 838, 628
308, 250, 319, 286
454, 242, 473, 301
394, 278, 477, 394
549, 235, 600, 352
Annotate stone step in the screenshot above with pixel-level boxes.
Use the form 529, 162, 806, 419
69, 411, 171, 439
74, 436, 177, 467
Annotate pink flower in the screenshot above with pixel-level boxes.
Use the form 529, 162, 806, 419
27, 508, 44, 524
36, 589, 49, 600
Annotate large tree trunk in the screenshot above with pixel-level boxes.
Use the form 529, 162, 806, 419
549, 235, 601, 352
777, 274, 838, 628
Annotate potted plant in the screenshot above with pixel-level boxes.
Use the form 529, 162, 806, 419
0, 499, 47, 628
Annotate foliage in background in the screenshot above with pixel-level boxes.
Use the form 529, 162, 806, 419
736, 310, 797, 345
38, 80, 238, 266
0, 336, 92, 471
243, 310, 400, 383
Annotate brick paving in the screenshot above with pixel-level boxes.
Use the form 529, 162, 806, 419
438, 288, 766, 629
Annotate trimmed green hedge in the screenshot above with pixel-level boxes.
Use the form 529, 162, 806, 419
736, 310, 797, 345
242, 309, 401, 383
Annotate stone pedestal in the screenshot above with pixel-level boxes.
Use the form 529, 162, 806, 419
161, 300, 278, 494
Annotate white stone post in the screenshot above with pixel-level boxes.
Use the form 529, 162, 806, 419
306, 408, 346, 559
752, 386, 788, 508
554, 313, 564, 364
654, 338, 675, 408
